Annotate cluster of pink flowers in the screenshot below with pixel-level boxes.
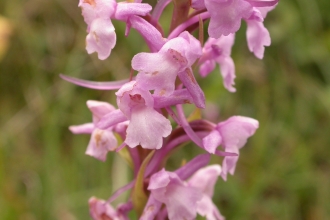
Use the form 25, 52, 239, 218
62, 0, 278, 219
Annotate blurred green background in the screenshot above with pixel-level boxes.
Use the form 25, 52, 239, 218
1, 0, 330, 219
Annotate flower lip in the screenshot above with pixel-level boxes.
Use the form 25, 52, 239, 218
129, 94, 146, 105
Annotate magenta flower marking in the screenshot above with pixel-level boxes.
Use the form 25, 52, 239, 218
62, 0, 278, 218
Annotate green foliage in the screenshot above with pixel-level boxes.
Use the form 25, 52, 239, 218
0, 0, 330, 219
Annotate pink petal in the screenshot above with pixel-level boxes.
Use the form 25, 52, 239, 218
86, 18, 116, 60
257, 5, 277, 18
115, 81, 172, 150
217, 116, 259, 150
180, 32, 203, 65
79, 0, 117, 28
140, 195, 162, 220
164, 183, 202, 220
86, 100, 116, 123
133, 53, 179, 96
116, 81, 154, 114
217, 116, 259, 180
221, 147, 239, 181
197, 195, 225, 220
148, 170, 203, 220
86, 128, 117, 161
219, 56, 236, 92
89, 197, 118, 220
148, 169, 171, 190
125, 106, 171, 149
246, 19, 271, 59
206, 0, 253, 37
203, 130, 222, 154
199, 35, 236, 92
199, 60, 216, 77
188, 165, 221, 197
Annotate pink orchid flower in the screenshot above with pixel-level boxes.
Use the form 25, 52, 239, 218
203, 116, 259, 180
89, 197, 129, 220
245, 5, 277, 59
199, 34, 236, 92
148, 169, 203, 219
147, 164, 224, 219
188, 165, 225, 220
192, 0, 253, 38
132, 31, 205, 107
79, 0, 152, 60
69, 100, 118, 161
116, 81, 172, 149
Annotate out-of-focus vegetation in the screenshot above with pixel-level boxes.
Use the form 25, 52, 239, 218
0, 0, 330, 219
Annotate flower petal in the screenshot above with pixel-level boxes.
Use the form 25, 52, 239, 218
79, 0, 116, 28
199, 60, 216, 77
133, 53, 179, 96
86, 128, 117, 161
148, 169, 203, 220
206, 0, 253, 37
188, 165, 221, 197
89, 197, 118, 220
246, 19, 270, 59
86, 18, 116, 60
86, 100, 116, 123
217, 116, 259, 149
125, 106, 171, 149
203, 130, 222, 154
221, 147, 239, 180
219, 56, 236, 92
